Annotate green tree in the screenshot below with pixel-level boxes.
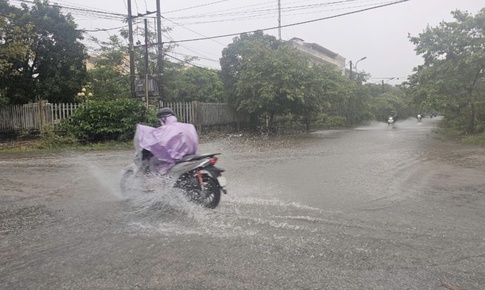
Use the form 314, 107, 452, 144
407, 8, 485, 134
220, 30, 367, 131
164, 66, 223, 102
0, 0, 87, 104
220, 31, 281, 109
365, 82, 412, 122
0, 3, 32, 78
87, 35, 130, 100
0, 2, 34, 105
295, 61, 351, 129
233, 41, 313, 129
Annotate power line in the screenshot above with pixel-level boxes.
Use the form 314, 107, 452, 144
11, 0, 126, 20
164, 0, 229, 14
167, 0, 365, 21
165, 53, 209, 69
171, 1, 398, 26
80, 25, 127, 33
165, 0, 410, 44
160, 16, 226, 47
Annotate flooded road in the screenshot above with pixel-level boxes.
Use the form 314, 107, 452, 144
1, 117, 485, 289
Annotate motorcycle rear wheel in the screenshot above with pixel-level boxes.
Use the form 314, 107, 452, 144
187, 177, 221, 209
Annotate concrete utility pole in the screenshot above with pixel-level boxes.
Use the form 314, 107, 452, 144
349, 60, 353, 80
156, 0, 164, 101
144, 19, 149, 109
127, 0, 136, 98
278, 0, 281, 40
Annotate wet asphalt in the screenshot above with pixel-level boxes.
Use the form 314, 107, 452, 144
1, 116, 484, 289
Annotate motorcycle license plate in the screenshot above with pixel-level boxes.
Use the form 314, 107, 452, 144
217, 176, 228, 187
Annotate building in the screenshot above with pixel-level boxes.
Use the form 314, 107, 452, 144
288, 37, 346, 75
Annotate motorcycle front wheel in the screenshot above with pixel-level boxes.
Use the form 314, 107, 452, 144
120, 168, 135, 197
120, 167, 149, 198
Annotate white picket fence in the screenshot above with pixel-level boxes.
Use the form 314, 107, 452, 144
0, 101, 247, 132
0, 102, 83, 131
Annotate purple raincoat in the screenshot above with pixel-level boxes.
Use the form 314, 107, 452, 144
134, 116, 199, 174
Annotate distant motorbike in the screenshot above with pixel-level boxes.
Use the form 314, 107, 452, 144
417, 114, 422, 122
120, 128, 228, 209
388, 116, 395, 126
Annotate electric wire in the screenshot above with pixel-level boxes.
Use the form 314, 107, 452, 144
10, 0, 407, 42
8, 0, 410, 60
173, 1, 397, 26
165, 0, 410, 44
11, 0, 127, 20
162, 24, 220, 62
158, 16, 226, 47
165, 53, 207, 69
167, 0, 364, 20
163, 0, 229, 14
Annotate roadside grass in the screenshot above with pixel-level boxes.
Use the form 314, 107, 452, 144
0, 130, 222, 153
434, 127, 485, 147
459, 132, 485, 146
0, 136, 133, 153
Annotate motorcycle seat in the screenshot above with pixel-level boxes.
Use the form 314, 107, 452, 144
176, 153, 221, 163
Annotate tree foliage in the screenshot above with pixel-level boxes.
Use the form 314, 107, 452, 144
164, 66, 224, 102
220, 31, 372, 130
366, 83, 412, 121
220, 31, 281, 108
87, 35, 131, 99
406, 8, 485, 134
0, 0, 87, 105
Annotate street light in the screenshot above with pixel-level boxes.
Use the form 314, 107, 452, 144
349, 56, 366, 80
382, 77, 396, 92
354, 56, 367, 73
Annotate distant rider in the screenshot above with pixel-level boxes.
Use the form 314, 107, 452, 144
388, 111, 398, 124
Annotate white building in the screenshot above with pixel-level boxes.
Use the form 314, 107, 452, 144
288, 37, 346, 75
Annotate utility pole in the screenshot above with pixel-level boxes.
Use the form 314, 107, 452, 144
349, 60, 353, 80
278, 0, 281, 40
156, 0, 164, 101
127, 0, 136, 98
144, 19, 149, 109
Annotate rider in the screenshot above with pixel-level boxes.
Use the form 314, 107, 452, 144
388, 111, 398, 123
136, 107, 199, 175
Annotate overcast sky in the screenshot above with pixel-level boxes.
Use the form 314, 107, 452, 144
20, 0, 484, 85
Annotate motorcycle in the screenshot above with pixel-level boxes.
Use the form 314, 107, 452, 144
387, 116, 395, 126
120, 127, 228, 209
417, 114, 422, 122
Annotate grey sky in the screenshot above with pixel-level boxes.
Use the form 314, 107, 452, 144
37, 0, 485, 85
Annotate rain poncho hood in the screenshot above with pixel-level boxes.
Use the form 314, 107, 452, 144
134, 116, 198, 174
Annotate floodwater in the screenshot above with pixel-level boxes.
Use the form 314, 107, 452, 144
1, 117, 485, 289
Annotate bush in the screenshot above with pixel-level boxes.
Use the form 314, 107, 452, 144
314, 113, 347, 129
61, 99, 158, 142
38, 125, 78, 149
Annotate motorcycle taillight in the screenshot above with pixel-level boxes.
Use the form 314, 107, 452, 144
209, 157, 218, 165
